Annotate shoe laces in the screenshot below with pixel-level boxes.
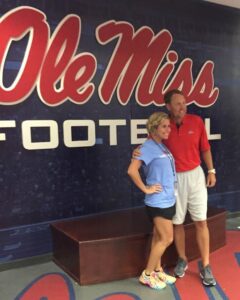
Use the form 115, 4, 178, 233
148, 273, 161, 287
204, 265, 213, 277
153, 272, 167, 286
157, 271, 167, 280
177, 258, 186, 268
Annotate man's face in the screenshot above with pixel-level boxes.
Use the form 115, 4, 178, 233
166, 93, 187, 121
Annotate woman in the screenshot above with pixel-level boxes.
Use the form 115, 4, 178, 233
127, 111, 177, 290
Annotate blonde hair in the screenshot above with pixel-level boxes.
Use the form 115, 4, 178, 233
146, 111, 169, 134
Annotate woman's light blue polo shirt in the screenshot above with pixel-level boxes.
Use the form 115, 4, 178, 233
137, 139, 176, 208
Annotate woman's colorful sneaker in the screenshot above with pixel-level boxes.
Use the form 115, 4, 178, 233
139, 270, 166, 290
155, 271, 176, 284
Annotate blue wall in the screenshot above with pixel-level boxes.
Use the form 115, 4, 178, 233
0, 0, 240, 262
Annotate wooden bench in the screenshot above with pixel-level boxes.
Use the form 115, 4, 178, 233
51, 206, 226, 285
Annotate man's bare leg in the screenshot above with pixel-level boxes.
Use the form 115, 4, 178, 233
173, 224, 188, 277
174, 224, 187, 261
194, 220, 209, 267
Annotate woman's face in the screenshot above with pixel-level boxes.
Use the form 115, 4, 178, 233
154, 118, 171, 140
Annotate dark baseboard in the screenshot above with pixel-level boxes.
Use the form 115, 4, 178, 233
0, 253, 52, 272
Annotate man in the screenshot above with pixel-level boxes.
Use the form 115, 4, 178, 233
163, 89, 216, 286
134, 89, 217, 286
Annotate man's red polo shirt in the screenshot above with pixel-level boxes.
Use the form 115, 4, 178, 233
164, 114, 210, 172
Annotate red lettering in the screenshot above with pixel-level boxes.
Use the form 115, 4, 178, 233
0, 7, 48, 103
0, 9, 218, 108
161, 58, 193, 98
188, 61, 219, 106
63, 53, 96, 104
96, 21, 172, 105
96, 20, 219, 107
139, 50, 179, 105
38, 16, 96, 106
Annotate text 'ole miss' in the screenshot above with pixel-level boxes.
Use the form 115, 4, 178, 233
0, 7, 219, 107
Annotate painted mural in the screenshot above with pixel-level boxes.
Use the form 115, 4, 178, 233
0, 0, 240, 261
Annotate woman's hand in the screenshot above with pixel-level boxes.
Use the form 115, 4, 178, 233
145, 183, 162, 194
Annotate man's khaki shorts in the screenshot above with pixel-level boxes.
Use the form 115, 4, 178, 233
173, 166, 208, 224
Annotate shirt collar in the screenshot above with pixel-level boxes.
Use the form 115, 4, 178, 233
170, 114, 187, 127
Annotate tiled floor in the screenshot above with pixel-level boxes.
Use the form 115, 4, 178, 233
226, 212, 240, 230
0, 212, 239, 300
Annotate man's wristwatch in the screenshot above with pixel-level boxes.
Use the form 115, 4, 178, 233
208, 168, 216, 174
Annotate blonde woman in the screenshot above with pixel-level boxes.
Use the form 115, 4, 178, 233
127, 112, 176, 290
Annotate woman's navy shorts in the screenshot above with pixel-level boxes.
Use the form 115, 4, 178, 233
145, 204, 176, 221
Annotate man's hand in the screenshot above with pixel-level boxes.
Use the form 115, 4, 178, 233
206, 173, 216, 187
132, 146, 141, 159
